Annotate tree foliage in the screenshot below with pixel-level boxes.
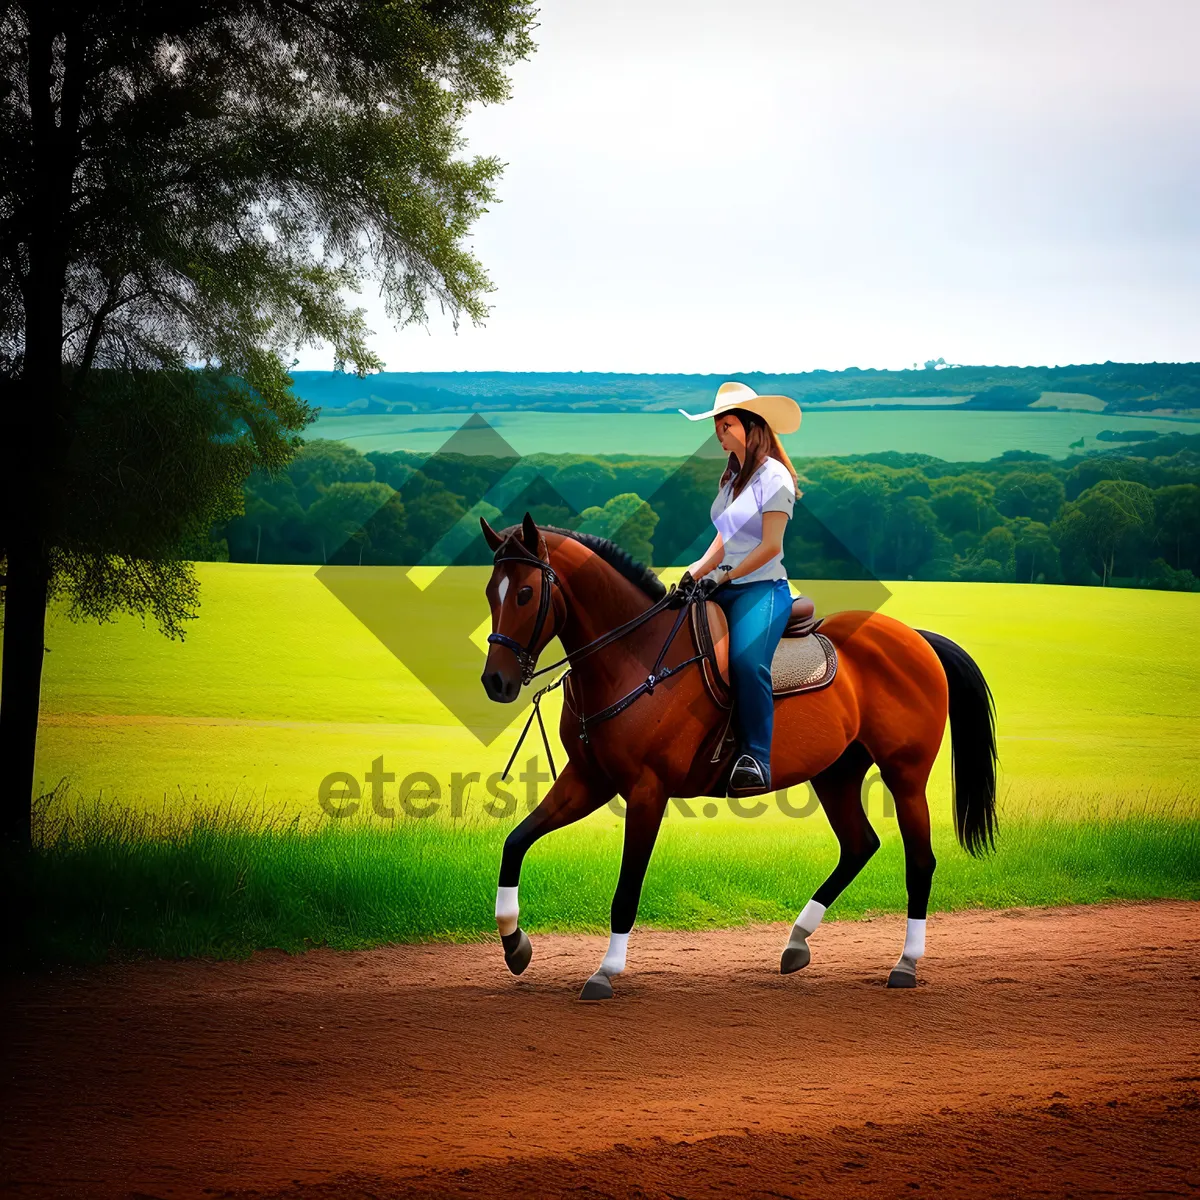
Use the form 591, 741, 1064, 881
2, 0, 536, 612
577, 493, 660, 567
0, 0, 536, 844
222, 434, 1200, 595
995, 471, 1065, 524
1053, 480, 1155, 586
2, 0, 536, 381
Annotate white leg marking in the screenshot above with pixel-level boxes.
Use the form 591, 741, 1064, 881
598, 931, 629, 977
903, 917, 926, 962
496, 884, 519, 936
795, 898, 827, 937
781, 899, 824, 973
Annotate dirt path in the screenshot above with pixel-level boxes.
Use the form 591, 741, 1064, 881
4, 901, 1199, 1199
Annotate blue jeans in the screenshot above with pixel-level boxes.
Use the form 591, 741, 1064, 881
712, 578, 792, 769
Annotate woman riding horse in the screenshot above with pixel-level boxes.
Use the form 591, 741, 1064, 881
679, 381, 804, 796
479, 381, 998, 1000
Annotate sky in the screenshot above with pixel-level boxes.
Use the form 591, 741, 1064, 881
295, 0, 1200, 374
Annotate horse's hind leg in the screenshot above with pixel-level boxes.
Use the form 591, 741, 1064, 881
879, 757, 937, 989
781, 741, 876, 974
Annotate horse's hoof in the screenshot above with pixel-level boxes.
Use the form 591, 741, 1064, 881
887, 964, 918, 989
780, 940, 811, 974
579, 972, 614, 1001
502, 928, 532, 976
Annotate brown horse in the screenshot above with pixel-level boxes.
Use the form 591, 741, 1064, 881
480, 513, 998, 999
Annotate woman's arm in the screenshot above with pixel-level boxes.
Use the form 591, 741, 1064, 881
724, 511, 788, 582
686, 531, 724, 580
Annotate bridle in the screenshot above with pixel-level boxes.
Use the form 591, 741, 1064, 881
486, 536, 721, 780
486, 547, 562, 687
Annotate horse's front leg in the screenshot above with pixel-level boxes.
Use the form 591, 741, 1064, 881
496, 760, 614, 976
580, 776, 669, 1001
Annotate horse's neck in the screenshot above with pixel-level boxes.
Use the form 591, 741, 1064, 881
550, 545, 663, 685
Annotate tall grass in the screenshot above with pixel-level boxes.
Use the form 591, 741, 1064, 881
12, 788, 1199, 967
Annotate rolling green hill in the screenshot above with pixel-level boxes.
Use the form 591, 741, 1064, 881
302, 407, 1198, 462
291, 362, 1200, 418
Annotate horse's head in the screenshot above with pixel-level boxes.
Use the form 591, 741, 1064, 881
480, 512, 564, 703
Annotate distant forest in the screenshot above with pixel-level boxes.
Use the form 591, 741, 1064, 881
292, 362, 1200, 417
201, 430, 1200, 592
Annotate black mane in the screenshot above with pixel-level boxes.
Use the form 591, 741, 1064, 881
497, 524, 666, 601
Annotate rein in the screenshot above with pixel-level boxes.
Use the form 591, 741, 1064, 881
491, 548, 718, 781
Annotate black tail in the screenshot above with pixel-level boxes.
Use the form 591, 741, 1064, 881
917, 630, 999, 857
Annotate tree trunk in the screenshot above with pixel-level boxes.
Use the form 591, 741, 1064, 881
2, 12, 78, 849
0, 536, 50, 848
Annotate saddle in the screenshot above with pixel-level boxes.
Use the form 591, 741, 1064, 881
690, 594, 838, 708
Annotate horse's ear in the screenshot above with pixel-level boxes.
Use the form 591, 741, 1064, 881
521, 511, 539, 553
480, 515, 503, 551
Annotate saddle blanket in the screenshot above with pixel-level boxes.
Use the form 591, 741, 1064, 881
770, 631, 838, 695
690, 601, 838, 701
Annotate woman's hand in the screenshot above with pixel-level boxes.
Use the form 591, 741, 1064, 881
675, 571, 721, 605
672, 565, 715, 607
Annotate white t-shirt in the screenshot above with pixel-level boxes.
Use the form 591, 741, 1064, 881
708, 456, 796, 585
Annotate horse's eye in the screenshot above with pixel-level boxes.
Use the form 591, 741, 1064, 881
516, 586, 534, 606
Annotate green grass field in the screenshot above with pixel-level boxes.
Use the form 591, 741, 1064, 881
306, 408, 1199, 461
36, 565, 1200, 820
18, 565, 1199, 962
19, 799, 1196, 964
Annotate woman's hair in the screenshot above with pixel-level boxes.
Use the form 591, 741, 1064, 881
718, 408, 800, 498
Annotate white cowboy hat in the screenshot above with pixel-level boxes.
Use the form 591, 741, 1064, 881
678, 381, 802, 435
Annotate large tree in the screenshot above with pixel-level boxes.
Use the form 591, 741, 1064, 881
1053, 480, 1156, 586
0, 0, 536, 846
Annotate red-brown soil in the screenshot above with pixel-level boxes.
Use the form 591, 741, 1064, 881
4, 901, 1198, 1199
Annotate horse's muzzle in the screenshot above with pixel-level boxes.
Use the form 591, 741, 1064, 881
482, 668, 520, 704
